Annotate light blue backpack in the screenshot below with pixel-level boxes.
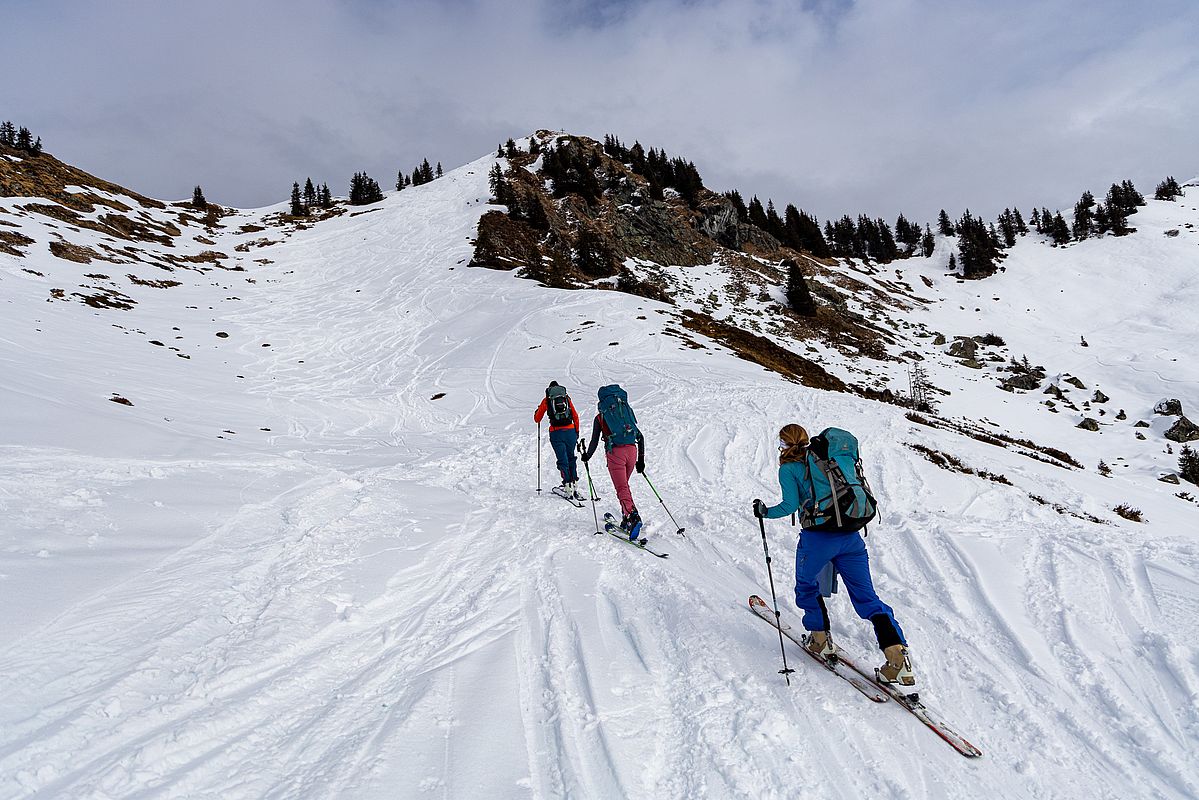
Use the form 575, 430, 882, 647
800, 428, 877, 532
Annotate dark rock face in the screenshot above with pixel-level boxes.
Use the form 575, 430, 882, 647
1134, 420, 1151, 428
470, 211, 544, 272
1077, 417, 1100, 431
1092, 390, 1110, 403
1164, 416, 1199, 443
1003, 373, 1042, 391
1065, 376, 1087, 390
1155, 398, 1184, 416
948, 337, 978, 360
1158, 473, 1181, 484
695, 195, 740, 248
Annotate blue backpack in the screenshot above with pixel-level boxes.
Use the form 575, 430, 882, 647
597, 384, 639, 450
800, 428, 877, 532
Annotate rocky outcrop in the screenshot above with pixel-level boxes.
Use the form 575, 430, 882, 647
1165, 416, 1199, 443
1077, 418, 1100, 432
1003, 374, 1041, 391
1155, 398, 1184, 416
948, 337, 978, 360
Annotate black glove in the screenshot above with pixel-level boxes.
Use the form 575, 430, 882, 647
581, 451, 590, 464
753, 499, 767, 518
635, 458, 645, 474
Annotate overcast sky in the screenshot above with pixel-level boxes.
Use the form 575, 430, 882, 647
3, 0, 1197, 223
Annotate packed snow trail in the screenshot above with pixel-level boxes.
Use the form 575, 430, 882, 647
2, 158, 1198, 798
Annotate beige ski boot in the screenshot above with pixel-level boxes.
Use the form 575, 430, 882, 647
803, 630, 837, 660
877, 644, 919, 698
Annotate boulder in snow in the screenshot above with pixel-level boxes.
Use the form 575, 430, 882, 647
948, 336, 978, 360
1164, 416, 1199, 443
1077, 418, 1100, 432
1158, 473, 1181, 485
1155, 398, 1184, 416
1003, 374, 1041, 391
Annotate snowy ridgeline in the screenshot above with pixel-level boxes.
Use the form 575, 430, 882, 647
1, 153, 1198, 799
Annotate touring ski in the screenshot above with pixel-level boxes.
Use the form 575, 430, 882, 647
748, 595, 887, 702
551, 485, 585, 507
600, 513, 668, 558
836, 651, 983, 758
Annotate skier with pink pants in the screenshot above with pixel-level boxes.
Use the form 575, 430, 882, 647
580, 384, 645, 539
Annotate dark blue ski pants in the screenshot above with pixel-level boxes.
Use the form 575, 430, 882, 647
549, 428, 579, 483
795, 530, 905, 648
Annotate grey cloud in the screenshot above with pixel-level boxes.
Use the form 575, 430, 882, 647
2, 0, 1196, 225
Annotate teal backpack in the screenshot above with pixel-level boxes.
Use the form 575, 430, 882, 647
597, 384, 639, 450
800, 428, 877, 532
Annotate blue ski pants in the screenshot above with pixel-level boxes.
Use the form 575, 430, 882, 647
795, 530, 905, 647
549, 428, 579, 483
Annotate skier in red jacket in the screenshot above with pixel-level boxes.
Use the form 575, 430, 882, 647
534, 381, 584, 501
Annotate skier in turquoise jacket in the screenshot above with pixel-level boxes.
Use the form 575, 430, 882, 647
753, 423, 919, 695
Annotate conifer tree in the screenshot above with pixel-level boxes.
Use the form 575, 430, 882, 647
948, 252, 957, 272
421, 158, 434, 183
0, 121, 15, 147
488, 164, 509, 205
1050, 212, 1071, 245
1155, 176, 1182, 201
1105, 190, 1129, 235
192, 186, 207, 209
320, 183, 333, 208
765, 200, 785, 241
921, 224, 935, 258
15, 126, 33, 151
527, 197, 550, 231
1030, 207, 1042, 233
574, 226, 616, 276
31, 137, 42, 155
784, 259, 817, 316
396, 170, 406, 192
505, 139, 518, 159
348, 172, 383, 205
1180, 445, 1199, 486
436, 162, 443, 179
1072, 190, 1096, 240
937, 209, 954, 236
303, 178, 317, 209
497, 143, 504, 158
797, 209, 830, 258
290, 182, 305, 216
998, 209, 1017, 248
1014, 208, 1028, 236
956, 211, 1002, 277
747, 196, 769, 231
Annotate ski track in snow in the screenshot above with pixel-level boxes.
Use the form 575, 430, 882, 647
2, 159, 1199, 799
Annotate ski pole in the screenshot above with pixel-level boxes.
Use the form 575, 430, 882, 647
536, 421, 542, 495
758, 514, 795, 685
641, 472, 686, 536
578, 441, 602, 535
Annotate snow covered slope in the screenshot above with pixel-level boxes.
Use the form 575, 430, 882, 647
2, 150, 1198, 799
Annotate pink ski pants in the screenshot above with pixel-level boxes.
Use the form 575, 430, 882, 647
606, 444, 638, 515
